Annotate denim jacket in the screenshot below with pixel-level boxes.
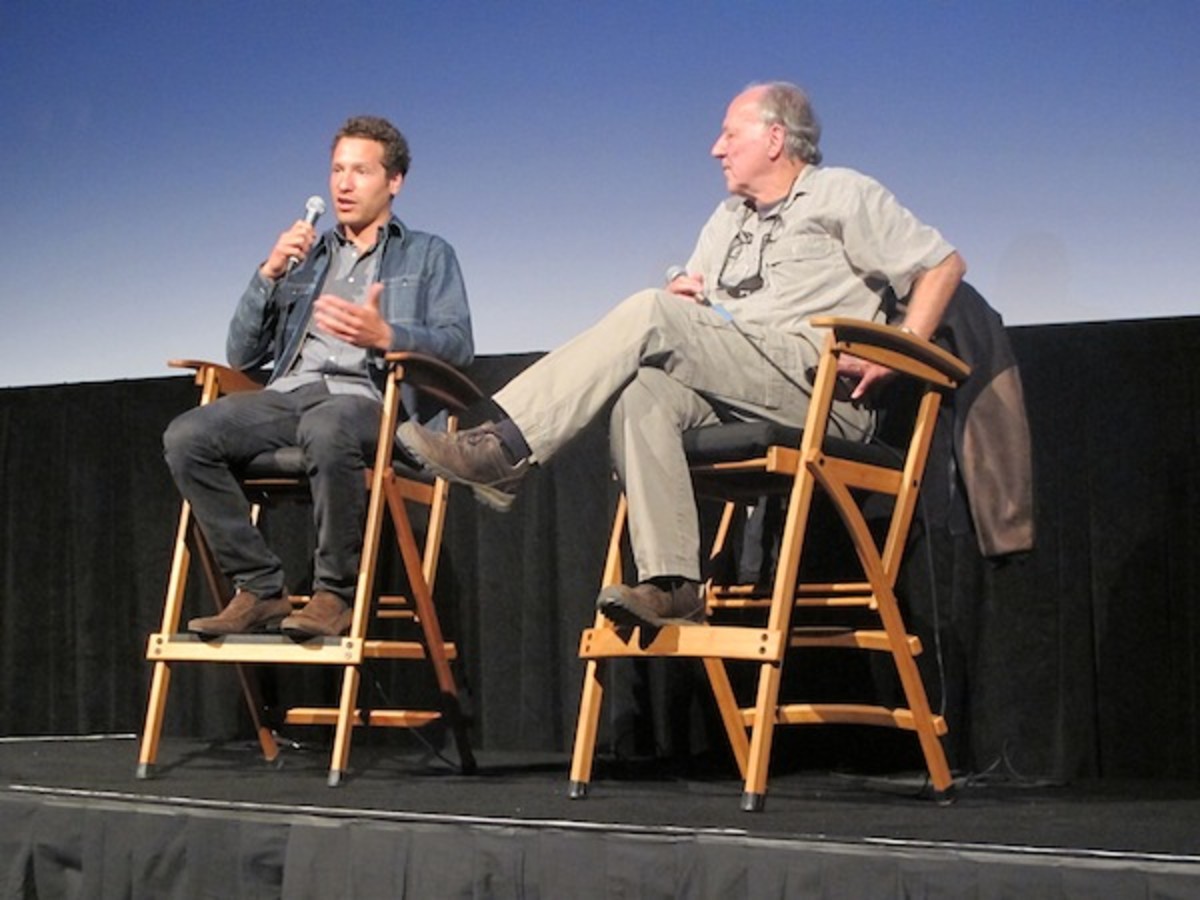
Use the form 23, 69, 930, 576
226, 216, 474, 390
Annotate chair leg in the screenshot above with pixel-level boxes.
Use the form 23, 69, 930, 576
138, 501, 193, 777
320, 439, 391, 787
703, 657, 750, 779
233, 665, 280, 765
443, 690, 477, 775
155, 499, 286, 769
736, 470, 815, 811
328, 663, 361, 787
136, 661, 171, 779
741, 659, 786, 812
192, 520, 281, 765
387, 481, 476, 774
815, 466, 954, 796
568, 639, 608, 799
876, 587, 953, 794
569, 491, 631, 799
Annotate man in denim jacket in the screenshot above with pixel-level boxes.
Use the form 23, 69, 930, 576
164, 115, 473, 639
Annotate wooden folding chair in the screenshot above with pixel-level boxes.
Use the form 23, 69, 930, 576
138, 352, 481, 786
569, 317, 971, 811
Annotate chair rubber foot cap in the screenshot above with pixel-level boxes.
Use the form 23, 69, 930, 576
741, 791, 766, 812
568, 780, 590, 799
932, 787, 956, 806
135, 763, 154, 780
327, 769, 344, 788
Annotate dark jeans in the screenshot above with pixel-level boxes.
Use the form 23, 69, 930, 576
162, 381, 381, 601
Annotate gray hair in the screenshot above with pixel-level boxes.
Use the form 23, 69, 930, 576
752, 82, 823, 165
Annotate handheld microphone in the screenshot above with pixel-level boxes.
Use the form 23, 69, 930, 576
666, 265, 733, 321
302, 195, 326, 226
287, 196, 326, 271
666, 265, 707, 303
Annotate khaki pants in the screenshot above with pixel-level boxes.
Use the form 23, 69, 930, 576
496, 290, 873, 582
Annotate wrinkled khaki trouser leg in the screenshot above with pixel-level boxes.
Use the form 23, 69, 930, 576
495, 289, 873, 582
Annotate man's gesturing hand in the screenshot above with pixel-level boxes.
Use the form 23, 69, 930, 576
313, 283, 393, 350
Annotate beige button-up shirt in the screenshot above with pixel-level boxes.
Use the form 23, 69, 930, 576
685, 165, 956, 337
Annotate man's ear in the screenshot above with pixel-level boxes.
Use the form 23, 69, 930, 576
766, 123, 787, 161
389, 172, 405, 199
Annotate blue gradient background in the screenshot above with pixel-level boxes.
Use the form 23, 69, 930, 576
2, 1, 1196, 387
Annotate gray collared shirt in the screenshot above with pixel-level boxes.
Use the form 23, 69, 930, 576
685, 165, 956, 337
269, 230, 381, 398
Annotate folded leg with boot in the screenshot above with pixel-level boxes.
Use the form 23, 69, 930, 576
399, 289, 859, 628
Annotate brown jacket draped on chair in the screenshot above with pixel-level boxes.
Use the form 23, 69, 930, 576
897, 281, 1035, 558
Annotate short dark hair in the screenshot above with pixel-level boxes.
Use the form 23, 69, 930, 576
333, 115, 411, 177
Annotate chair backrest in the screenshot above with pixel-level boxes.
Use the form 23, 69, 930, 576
806, 317, 970, 581
389, 351, 484, 416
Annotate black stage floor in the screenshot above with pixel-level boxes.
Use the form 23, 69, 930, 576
4, 735, 1200, 897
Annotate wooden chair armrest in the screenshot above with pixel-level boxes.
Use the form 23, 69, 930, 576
810, 316, 971, 387
168, 359, 265, 395
382, 351, 484, 413
167, 353, 482, 411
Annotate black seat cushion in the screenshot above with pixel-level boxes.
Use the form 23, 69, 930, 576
242, 446, 308, 477
683, 420, 902, 469
239, 445, 430, 481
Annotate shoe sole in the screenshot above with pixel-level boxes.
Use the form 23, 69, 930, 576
596, 597, 703, 629
402, 442, 518, 512
187, 616, 288, 637
280, 618, 351, 641
281, 626, 338, 641
471, 483, 516, 512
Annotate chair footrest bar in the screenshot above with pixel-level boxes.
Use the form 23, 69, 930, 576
709, 598, 877, 611
146, 635, 459, 663
579, 623, 786, 662
284, 708, 443, 728
363, 640, 458, 661
737, 702, 947, 733
790, 629, 922, 654
146, 633, 361, 664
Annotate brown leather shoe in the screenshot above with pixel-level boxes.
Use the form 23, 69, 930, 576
397, 420, 528, 512
281, 590, 352, 640
187, 591, 292, 636
596, 579, 705, 628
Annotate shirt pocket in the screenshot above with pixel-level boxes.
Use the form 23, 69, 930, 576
377, 273, 424, 322
764, 233, 839, 266
278, 274, 318, 312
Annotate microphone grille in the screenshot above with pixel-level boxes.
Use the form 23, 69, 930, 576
305, 195, 327, 216
665, 265, 687, 283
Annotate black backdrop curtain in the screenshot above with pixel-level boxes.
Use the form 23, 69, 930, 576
1, 317, 1198, 782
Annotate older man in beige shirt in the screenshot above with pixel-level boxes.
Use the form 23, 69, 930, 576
400, 81, 965, 628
